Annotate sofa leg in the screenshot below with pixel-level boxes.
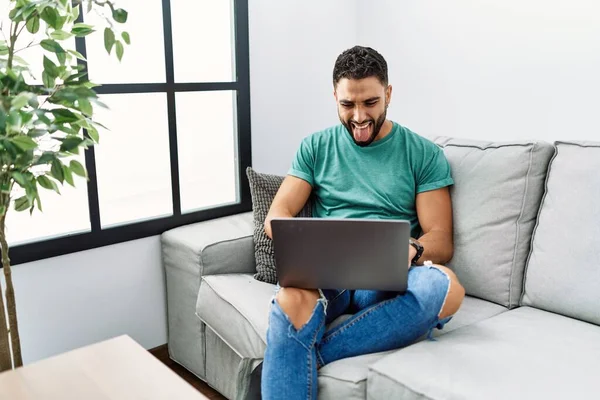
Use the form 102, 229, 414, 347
245, 363, 262, 400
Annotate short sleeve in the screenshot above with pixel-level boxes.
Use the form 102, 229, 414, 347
417, 146, 454, 193
288, 137, 315, 186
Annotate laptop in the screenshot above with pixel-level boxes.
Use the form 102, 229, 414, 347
271, 218, 410, 292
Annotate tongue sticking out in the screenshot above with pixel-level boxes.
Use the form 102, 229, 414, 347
353, 123, 371, 142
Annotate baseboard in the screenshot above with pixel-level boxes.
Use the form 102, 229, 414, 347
149, 343, 171, 366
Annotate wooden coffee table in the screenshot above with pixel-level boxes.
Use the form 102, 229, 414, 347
0, 335, 208, 399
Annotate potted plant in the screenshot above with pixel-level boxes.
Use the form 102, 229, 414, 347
0, 0, 129, 371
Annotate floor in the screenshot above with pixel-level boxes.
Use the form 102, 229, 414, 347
150, 344, 226, 400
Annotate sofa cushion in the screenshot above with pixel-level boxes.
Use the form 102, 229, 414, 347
522, 141, 600, 325
434, 138, 555, 307
246, 167, 312, 284
430, 295, 506, 337
367, 307, 600, 400
196, 274, 506, 398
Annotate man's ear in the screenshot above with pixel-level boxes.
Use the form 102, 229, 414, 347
386, 85, 393, 106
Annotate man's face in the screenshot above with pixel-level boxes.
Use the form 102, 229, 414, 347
334, 77, 392, 147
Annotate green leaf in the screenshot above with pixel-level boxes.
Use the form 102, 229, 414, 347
42, 70, 55, 88
34, 193, 42, 214
56, 124, 79, 136
22, 3, 38, 20
11, 171, 27, 187
115, 41, 124, 61
26, 16, 40, 34
21, 111, 34, 126
50, 30, 73, 41
72, 3, 80, 21
14, 196, 31, 212
9, 7, 24, 22
11, 136, 37, 151
43, 56, 59, 78
34, 152, 55, 166
74, 87, 97, 98
28, 95, 39, 108
78, 98, 93, 116
89, 97, 109, 109
11, 92, 31, 110
40, 39, 65, 54
70, 160, 87, 178
0, 108, 6, 131
59, 136, 84, 152
112, 8, 128, 23
37, 175, 60, 193
56, 15, 67, 30
62, 165, 74, 186
1, 183, 11, 194
121, 31, 131, 45
40, 7, 59, 29
57, 51, 67, 66
64, 71, 88, 84
6, 111, 22, 132
52, 108, 80, 123
68, 49, 86, 61
104, 28, 115, 54
50, 158, 65, 183
28, 128, 47, 138
86, 125, 99, 143
35, 109, 53, 125
71, 24, 95, 37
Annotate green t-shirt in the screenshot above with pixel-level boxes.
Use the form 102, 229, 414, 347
288, 122, 454, 238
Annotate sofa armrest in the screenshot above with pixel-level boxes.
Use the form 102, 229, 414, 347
161, 211, 256, 278
161, 211, 255, 378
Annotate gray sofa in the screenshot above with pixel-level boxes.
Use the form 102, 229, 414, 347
161, 137, 600, 399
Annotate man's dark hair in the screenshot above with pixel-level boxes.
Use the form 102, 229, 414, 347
333, 46, 388, 87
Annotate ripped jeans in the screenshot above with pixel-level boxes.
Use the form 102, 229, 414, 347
261, 265, 453, 400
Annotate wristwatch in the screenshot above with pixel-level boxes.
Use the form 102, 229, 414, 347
409, 238, 424, 265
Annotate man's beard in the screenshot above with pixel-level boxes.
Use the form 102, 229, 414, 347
340, 110, 387, 147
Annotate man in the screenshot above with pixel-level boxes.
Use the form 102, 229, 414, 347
261, 46, 465, 399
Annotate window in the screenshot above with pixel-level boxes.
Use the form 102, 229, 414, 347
7, 0, 251, 264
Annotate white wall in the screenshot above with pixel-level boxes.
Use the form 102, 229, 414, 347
4, 236, 167, 364
358, 0, 600, 142
8, 0, 359, 364
249, 0, 358, 174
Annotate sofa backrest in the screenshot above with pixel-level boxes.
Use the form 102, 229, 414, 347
521, 141, 600, 325
434, 137, 555, 308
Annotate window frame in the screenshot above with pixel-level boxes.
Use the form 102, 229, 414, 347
10, 0, 252, 265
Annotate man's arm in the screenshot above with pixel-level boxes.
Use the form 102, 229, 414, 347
264, 176, 312, 239
410, 186, 454, 265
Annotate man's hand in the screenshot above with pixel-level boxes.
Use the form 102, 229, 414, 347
408, 242, 417, 268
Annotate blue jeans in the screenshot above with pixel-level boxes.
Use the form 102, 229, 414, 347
261, 265, 453, 400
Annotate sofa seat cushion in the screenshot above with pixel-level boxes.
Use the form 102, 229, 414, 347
367, 307, 600, 400
197, 274, 507, 398
431, 295, 506, 337
319, 296, 505, 399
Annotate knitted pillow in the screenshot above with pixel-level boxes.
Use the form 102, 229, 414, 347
246, 167, 312, 284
